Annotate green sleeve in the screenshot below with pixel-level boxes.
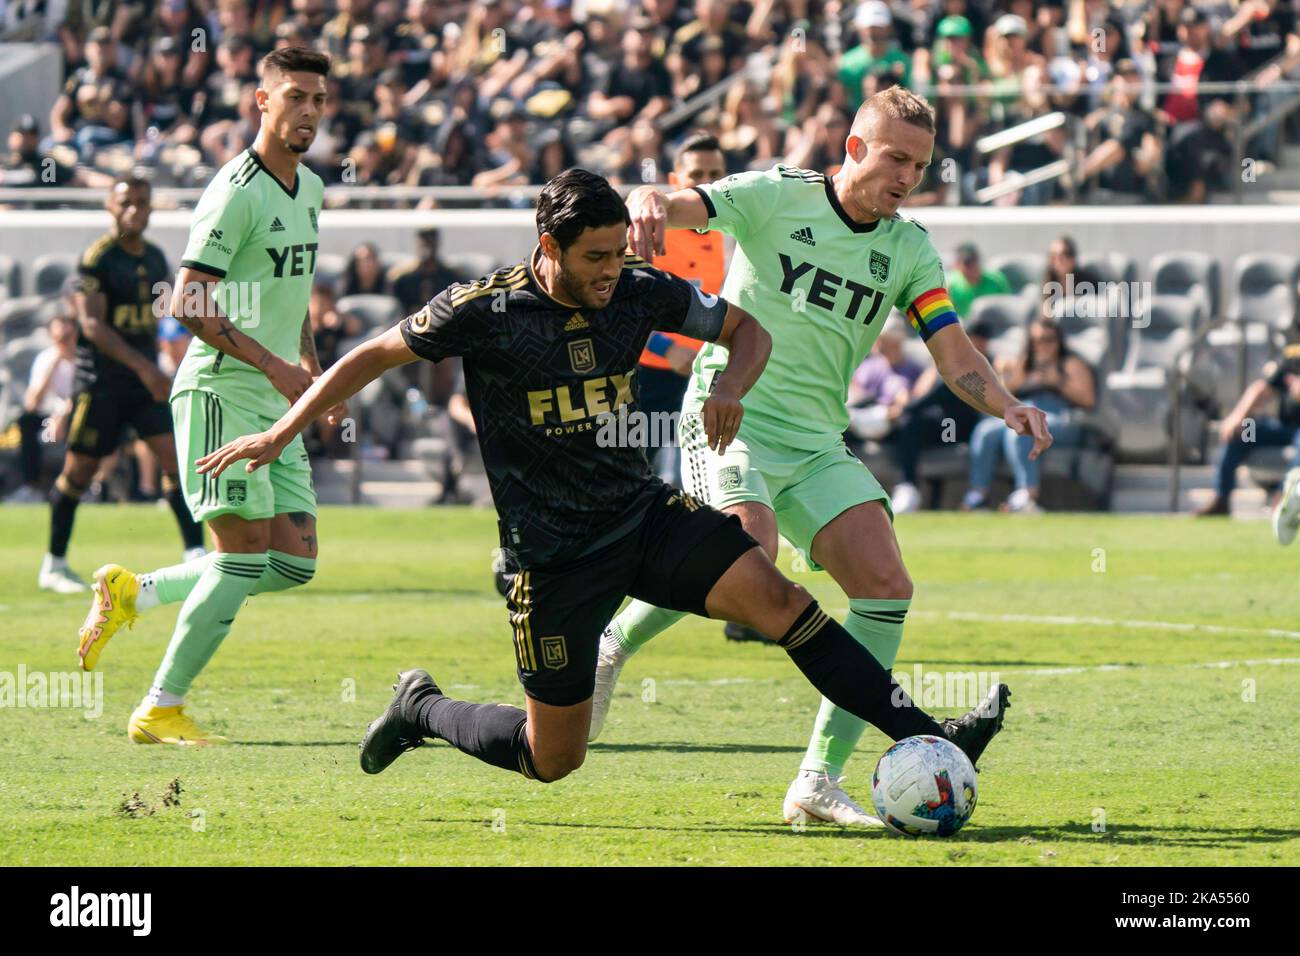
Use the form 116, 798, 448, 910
692, 166, 785, 243
180, 178, 252, 279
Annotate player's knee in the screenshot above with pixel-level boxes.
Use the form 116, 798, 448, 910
770, 578, 810, 618
533, 747, 586, 783
867, 564, 912, 601
62, 459, 97, 488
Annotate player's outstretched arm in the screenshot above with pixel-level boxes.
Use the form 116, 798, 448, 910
170, 266, 314, 403
625, 185, 711, 260
196, 325, 418, 478
699, 303, 771, 454
926, 323, 1053, 461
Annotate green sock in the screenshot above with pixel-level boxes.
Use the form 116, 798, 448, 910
800, 597, 909, 776
252, 551, 316, 594
609, 599, 688, 655
141, 550, 315, 608
151, 552, 269, 697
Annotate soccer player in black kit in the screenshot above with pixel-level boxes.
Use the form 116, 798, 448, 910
198, 169, 1009, 786
39, 177, 205, 594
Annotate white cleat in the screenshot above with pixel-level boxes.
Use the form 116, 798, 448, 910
1273, 468, 1300, 546
588, 627, 629, 742
783, 770, 883, 828
38, 563, 90, 594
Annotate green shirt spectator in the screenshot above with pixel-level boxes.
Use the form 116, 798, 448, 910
947, 243, 1010, 317
838, 2, 912, 109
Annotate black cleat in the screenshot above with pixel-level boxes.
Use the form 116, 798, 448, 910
724, 622, 769, 644
359, 669, 439, 775
940, 682, 1011, 771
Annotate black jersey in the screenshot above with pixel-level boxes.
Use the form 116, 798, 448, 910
74, 233, 170, 392
400, 248, 730, 567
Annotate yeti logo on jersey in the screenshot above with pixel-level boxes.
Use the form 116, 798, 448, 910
777, 253, 888, 325
718, 465, 742, 491
226, 480, 247, 506
568, 338, 596, 374
540, 635, 568, 670
266, 243, 319, 278
870, 251, 891, 283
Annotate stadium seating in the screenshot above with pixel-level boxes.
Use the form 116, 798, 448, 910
0, 254, 21, 298
1151, 251, 1221, 325
0, 296, 50, 346
968, 294, 1035, 362
30, 253, 76, 298
1106, 295, 1205, 461
337, 294, 403, 331
987, 253, 1045, 295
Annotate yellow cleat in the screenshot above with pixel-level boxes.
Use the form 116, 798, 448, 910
127, 704, 230, 746
77, 564, 140, 672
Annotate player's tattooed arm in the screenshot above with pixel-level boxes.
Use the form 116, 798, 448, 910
170, 266, 313, 401
927, 324, 1054, 460
299, 310, 323, 376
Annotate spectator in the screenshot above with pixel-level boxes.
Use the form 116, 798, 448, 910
390, 227, 462, 316
587, 19, 673, 141
0, 114, 112, 190
846, 322, 926, 453
1159, 6, 1243, 125
156, 315, 193, 378
1041, 235, 1105, 320
1079, 60, 1163, 199
137, 36, 198, 150
5, 314, 78, 503
309, 281, 365, 370
1196, 344, 1300, 516
887, 319, 997, 513
963, 318, 1096, 513
1165, 97, 1236, 203
838, 1, 912, 111
930, 15, 988, 162
948, 242, 1011, 318
341, 242, 392, 297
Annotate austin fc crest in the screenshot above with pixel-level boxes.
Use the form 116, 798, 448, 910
568, 338, 595, 374
226, 480, 247, 506
870, 250, 891, 283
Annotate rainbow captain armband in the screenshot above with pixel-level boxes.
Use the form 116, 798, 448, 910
906, 288, 959, 342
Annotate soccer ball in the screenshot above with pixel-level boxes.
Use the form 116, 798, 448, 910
871, 735, 978, 837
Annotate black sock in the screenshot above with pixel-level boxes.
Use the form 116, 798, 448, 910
410, 689, 539, 780
163, 475, 204, 550
779, 601, 944, 741
48, 475, 86, 558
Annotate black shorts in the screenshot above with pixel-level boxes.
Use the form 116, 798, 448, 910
66, 386, 172, 458
505, 483, 758, 707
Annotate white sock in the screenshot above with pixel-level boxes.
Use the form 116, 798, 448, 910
146, 686, 184, 708
135, 573, 160, 611
43, 554, 67, 573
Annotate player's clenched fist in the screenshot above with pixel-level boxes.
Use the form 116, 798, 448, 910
626, 186, 668, 261
700, 383, 744, 455
195, 429, 287, 478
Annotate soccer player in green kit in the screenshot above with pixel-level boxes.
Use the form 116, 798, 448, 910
75, 47, 344, 745
595, 87, 1053, 824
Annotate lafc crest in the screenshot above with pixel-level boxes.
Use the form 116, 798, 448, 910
568, 338, 595, 373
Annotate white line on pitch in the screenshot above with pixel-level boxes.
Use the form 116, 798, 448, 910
907, 610, 1300, 642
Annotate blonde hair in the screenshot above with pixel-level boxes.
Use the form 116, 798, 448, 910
852, 87, 936, 137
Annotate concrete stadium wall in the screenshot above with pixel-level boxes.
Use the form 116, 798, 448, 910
2, 205, 1296, 312
0, 44, 62, 144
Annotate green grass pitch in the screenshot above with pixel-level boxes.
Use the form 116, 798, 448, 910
1, 504, 1297, 865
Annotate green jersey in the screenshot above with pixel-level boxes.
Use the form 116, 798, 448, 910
684, 164, 958, 451
173, 148, 325, 419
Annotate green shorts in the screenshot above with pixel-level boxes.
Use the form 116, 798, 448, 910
172, 388, 317, 523
678, 413, 890, 571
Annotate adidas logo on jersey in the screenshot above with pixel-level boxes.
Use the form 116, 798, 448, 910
269, 217, 286, 232
564, 312, 588, 331
791, 226, 815, 246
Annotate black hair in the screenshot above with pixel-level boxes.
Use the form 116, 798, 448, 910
674, 131, 722, 167
260, 46, 331, 83
535, 168, 630, 251
112, 175, 151, 192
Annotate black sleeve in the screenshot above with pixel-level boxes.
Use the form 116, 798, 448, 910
645, 267, 729, 342
399, 287, 477, 362
1264, 360, 1289, 392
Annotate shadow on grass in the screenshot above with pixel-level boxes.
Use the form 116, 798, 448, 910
236, 741, 357, 747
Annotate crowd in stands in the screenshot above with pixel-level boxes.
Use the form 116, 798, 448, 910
3, 0, 1298, 205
